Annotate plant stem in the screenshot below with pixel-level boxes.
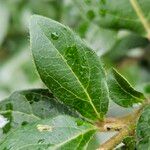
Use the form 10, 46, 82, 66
97, 104, 146, 149
97, 126, 134, 150
130, 0, 150, 40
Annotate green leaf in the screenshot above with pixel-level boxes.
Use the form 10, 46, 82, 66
30, 15, 109, 121
107, 68, 145, 107
122, 136, 136, 150
0, 115, 97, 149
136, 105, 150, 149
0, 89, 77, 139
74, 0, 150, 37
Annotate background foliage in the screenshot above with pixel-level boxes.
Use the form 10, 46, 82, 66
0, 0, 150, 149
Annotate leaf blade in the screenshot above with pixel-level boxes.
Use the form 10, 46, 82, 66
0, 115, 96, 150
107, 68, 145, 107
0, 89, 77, 139
30, 15, 109, 120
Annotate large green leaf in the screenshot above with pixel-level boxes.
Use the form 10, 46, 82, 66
107, 69, 145, 107
30, 15, 109, 121
0, 89, 77, 139
74, 0, 150, 37
0, 115, 96, 149
136, 105, 150, 149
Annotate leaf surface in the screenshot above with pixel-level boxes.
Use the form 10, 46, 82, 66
30, 15, 109, 121
0, 115, 96, 150
136, 105, 150, 149
107, 69, 145, 107
0, 89, 77, 139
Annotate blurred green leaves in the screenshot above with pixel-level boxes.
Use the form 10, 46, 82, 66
74, 0, 150, 37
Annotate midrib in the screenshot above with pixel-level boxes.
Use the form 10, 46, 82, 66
38, 23, 100, 119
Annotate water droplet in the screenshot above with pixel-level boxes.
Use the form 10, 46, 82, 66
99, 8, 107, 17
38, 139, 45, 144
86, 10, 95, 20
51, 32, 59, 40
76, 120, 83, 126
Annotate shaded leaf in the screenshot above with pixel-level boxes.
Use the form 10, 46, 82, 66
30, 15, 109, 121
107, 68, 145, 107
136, 105, 150, 149
0, 115, 96, 150
0, 89, 77, 139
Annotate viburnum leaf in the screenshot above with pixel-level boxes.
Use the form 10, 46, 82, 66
0, 115, 97, 149
136, 105, 150, 149
30, 15, 109, 121
107, 68, 145, 107
0, 89, 77, 139
74, 0, 150, 37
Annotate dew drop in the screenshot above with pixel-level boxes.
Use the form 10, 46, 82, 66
51, 32, 59, 40
86, 10, 95, 20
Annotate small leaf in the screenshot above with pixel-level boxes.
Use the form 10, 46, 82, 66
0, 115, 97, 149
0, 89, 77, 139
136, 105, 150, 149
107, 68, 145, 107
30, 15, 109, 121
